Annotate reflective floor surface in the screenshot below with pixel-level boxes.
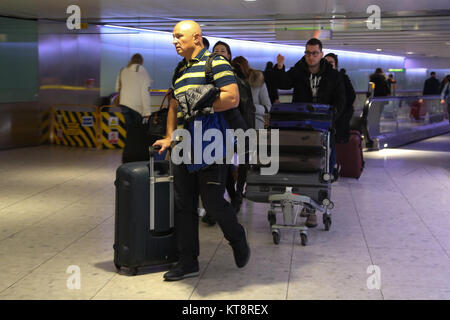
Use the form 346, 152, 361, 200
0, 133, 449, 299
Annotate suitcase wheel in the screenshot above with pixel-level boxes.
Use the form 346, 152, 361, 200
272, 230, 280, 245
323, 215, 332, 231
129, 267, 138, 276
300, 233, 308, 246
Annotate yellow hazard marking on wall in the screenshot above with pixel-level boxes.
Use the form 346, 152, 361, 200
40, 109, 51, 144
100, 111, 126, 149
52, 109, 98, 148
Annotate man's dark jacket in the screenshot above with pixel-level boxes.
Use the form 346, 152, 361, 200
273, 56, 346, 125
369, 73, 390, 97
423, 77, 441, 95
336, 71, 356, 143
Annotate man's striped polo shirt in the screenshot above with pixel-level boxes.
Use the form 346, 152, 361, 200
172, 47, 236, 98
171, 47, 237, 172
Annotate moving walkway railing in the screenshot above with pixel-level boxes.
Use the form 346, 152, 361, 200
356, 95, 449, 149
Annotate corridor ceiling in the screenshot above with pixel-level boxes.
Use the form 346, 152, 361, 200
1, 0, 450, 57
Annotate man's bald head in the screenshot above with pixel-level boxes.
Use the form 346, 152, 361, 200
173, 20, 204, 59
174, 20, 202, 37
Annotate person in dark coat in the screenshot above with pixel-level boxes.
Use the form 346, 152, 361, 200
273, 38, 346, 228
324, 53, 356, 144
369, 68, 390, 97
264, 62, 280, 104
423, 72, 441, 95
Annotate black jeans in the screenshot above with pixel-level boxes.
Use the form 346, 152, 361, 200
173, 163, 246, 265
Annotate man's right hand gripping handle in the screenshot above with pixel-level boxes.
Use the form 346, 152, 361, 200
152, 137, 171, 155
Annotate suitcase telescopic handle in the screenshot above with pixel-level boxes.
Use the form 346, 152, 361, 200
149, 145, 174, 231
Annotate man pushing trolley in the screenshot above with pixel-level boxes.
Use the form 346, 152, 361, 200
246, 102, 335, 246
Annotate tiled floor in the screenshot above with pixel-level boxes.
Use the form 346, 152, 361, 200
0, 134, 449, 300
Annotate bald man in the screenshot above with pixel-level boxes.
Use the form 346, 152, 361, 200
153, 20, 250, 281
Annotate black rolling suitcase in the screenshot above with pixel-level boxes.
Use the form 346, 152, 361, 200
114, 147, 177, 275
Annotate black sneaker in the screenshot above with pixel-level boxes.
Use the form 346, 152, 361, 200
231, 227, 251, 268
201, 214, 216, 226
163, 262, 199, 281
332, 164, 342, 182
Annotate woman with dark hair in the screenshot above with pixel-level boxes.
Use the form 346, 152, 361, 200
233, 56, 271, 130
264, 62, 280, 104
212, 41, 232, 61
324, 53, 356, 180
324, 53, 355, 143
200, 42, 253, 225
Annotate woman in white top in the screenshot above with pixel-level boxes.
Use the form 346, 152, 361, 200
115, 53, 153, 162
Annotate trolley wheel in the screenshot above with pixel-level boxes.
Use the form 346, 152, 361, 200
300, 233, 308, 246
267, 211, 276, 226
129, 267, 138, 276
272, 230, 280, 245
323, 215, 332, 231
114, 262, 121, 272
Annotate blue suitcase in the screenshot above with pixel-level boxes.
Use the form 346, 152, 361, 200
270, 103, 333, 120
270, 120, 331, 131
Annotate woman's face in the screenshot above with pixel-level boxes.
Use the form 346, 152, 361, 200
213, 44, 231, 61
325, 56, 336, 69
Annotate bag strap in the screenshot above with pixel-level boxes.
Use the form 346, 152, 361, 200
118, 68, 124, 92
205, 53, 219, 85
159, 92, 170, 110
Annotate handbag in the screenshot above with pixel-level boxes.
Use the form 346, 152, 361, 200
147, 92, 170, 137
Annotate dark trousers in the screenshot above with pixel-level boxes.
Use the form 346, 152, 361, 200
174, 163, 245, 265
236, 164, 248, 195
225, 164, 237, 199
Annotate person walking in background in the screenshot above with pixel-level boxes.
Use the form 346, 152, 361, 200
423, 72, 441, 95
387, 73, 396, 96
439, 75, 450, 95
115, 53, 153, 163
440, 76, 450, 124
369, 68, 390, 97
324, 53, 356, 145
233, 56, 271, 130
211, 42, 256, 213
202, 37, 210, 50
199, 40, 243, 225
264, 62, 280, 104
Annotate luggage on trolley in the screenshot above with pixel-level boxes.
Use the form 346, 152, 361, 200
247, 103, 335, 246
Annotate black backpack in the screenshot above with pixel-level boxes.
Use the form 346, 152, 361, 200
205, 54, 255, 130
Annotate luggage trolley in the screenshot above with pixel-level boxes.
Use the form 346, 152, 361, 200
266, 129, 334, 246
246, 103, 335, 246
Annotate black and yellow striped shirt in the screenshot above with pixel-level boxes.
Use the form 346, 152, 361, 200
171, 48, 237, 171
172, 48, 236, 128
